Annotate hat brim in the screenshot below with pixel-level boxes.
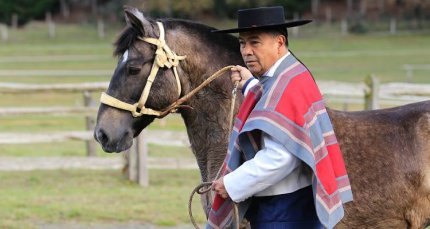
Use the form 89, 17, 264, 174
212, 19, 312, 33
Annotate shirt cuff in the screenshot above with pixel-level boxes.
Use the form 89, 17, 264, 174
241, 78, 258, 96
223, 174, 235, 202
224, 170, 247, 203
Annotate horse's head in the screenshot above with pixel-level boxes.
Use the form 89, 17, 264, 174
95, 6, 186, 152
95, 6, 243, 153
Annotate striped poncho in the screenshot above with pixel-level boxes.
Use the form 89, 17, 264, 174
206, 54, 353, 229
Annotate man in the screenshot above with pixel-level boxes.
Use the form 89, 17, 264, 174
206, 6, 353, 229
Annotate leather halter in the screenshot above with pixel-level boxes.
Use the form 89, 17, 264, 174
100, 22, 186, 117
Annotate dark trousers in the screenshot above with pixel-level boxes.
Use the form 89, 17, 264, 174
244, 185, 323, 229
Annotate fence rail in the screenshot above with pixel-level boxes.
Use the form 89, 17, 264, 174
0, 82, 109, 93
0, 82, 107, 157
0, 107, 98, 116
0, 130, 189, 145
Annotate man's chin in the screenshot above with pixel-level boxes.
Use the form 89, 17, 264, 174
246, 65, 261, 76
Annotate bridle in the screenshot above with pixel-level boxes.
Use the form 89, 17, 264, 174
100, 21, 186, 117
100, 21, 235, 120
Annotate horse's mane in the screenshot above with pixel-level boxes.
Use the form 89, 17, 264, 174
113, 18, 239, 58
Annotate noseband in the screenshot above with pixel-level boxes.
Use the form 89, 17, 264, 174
100, 22, 186, 117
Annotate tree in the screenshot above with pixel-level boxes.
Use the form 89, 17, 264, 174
0, 0, 58, 26
214, 0, 227, 17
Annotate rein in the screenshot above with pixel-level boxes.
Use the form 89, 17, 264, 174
188, 81, 240, 229
188, 182, 240, 229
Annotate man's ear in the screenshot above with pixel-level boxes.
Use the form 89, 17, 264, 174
277, 35, 287, 48
123, 5, 152, 36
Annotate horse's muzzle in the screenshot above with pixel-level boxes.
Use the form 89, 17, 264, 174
94, 127, 133, 153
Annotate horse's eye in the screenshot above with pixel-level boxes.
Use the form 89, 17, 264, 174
127, 66, 141, 76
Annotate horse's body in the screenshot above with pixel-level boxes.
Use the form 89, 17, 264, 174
329, 105, 430, 228
94, 7, 430, 228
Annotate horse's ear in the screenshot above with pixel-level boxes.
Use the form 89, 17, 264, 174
123, 5, 151, 36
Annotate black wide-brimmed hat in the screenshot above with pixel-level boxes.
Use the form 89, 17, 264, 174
212, 6, 311, 33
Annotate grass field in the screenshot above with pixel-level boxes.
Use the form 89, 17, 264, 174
0, 21, 429, 228
0, 169, 205, 229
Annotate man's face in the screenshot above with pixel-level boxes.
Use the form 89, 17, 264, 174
238, 30, 282, 77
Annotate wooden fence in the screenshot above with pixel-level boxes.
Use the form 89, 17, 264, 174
1, 75, 429, 186
0, 82, 108, 156
317, 75, 430, 110
0, 81, 190, 187
403, 64, 430, 82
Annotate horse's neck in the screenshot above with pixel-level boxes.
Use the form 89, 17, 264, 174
180, 58, 241, 181
188, 62, 247, 178
167, 21, 243, 180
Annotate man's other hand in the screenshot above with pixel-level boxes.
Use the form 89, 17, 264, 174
212, 177, 229, 199
231, 65, 253, 90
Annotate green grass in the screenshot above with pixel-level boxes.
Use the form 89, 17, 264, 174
292, 34, 430, 83
0, 169, 206, 229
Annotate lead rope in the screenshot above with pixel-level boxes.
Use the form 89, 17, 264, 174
188, 81, 240, 229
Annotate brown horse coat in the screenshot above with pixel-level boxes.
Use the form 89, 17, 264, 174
329, 104, 430, 228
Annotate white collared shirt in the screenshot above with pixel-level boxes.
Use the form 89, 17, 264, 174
242, 52, 290, 96
224, 52, 312, 203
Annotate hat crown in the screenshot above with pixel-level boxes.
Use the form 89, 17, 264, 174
211, 6, 311, 33
238, 6, 285, 29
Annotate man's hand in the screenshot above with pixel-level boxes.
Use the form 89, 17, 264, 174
231, 65, 253, 90
212, 177, 229, 199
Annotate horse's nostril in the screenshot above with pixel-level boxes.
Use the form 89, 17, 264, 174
123, 130, 132, 139
96, 128, 109, 145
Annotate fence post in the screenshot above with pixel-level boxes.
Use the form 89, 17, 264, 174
11, 13, 18, 29
136, 131, 148, 187
46, 12, 56, 38
128, 143, 138, 182
390, 18, 397, 35
404, 64, 413, 82
364, 74, 380, 110
127, 132, 148, 186
0, 24, 8, 42
341, 18, 348, 36
83, 91, 97, 156
97, 17, 105, 39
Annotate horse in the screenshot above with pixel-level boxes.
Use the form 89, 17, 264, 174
94, 6, 430, 229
